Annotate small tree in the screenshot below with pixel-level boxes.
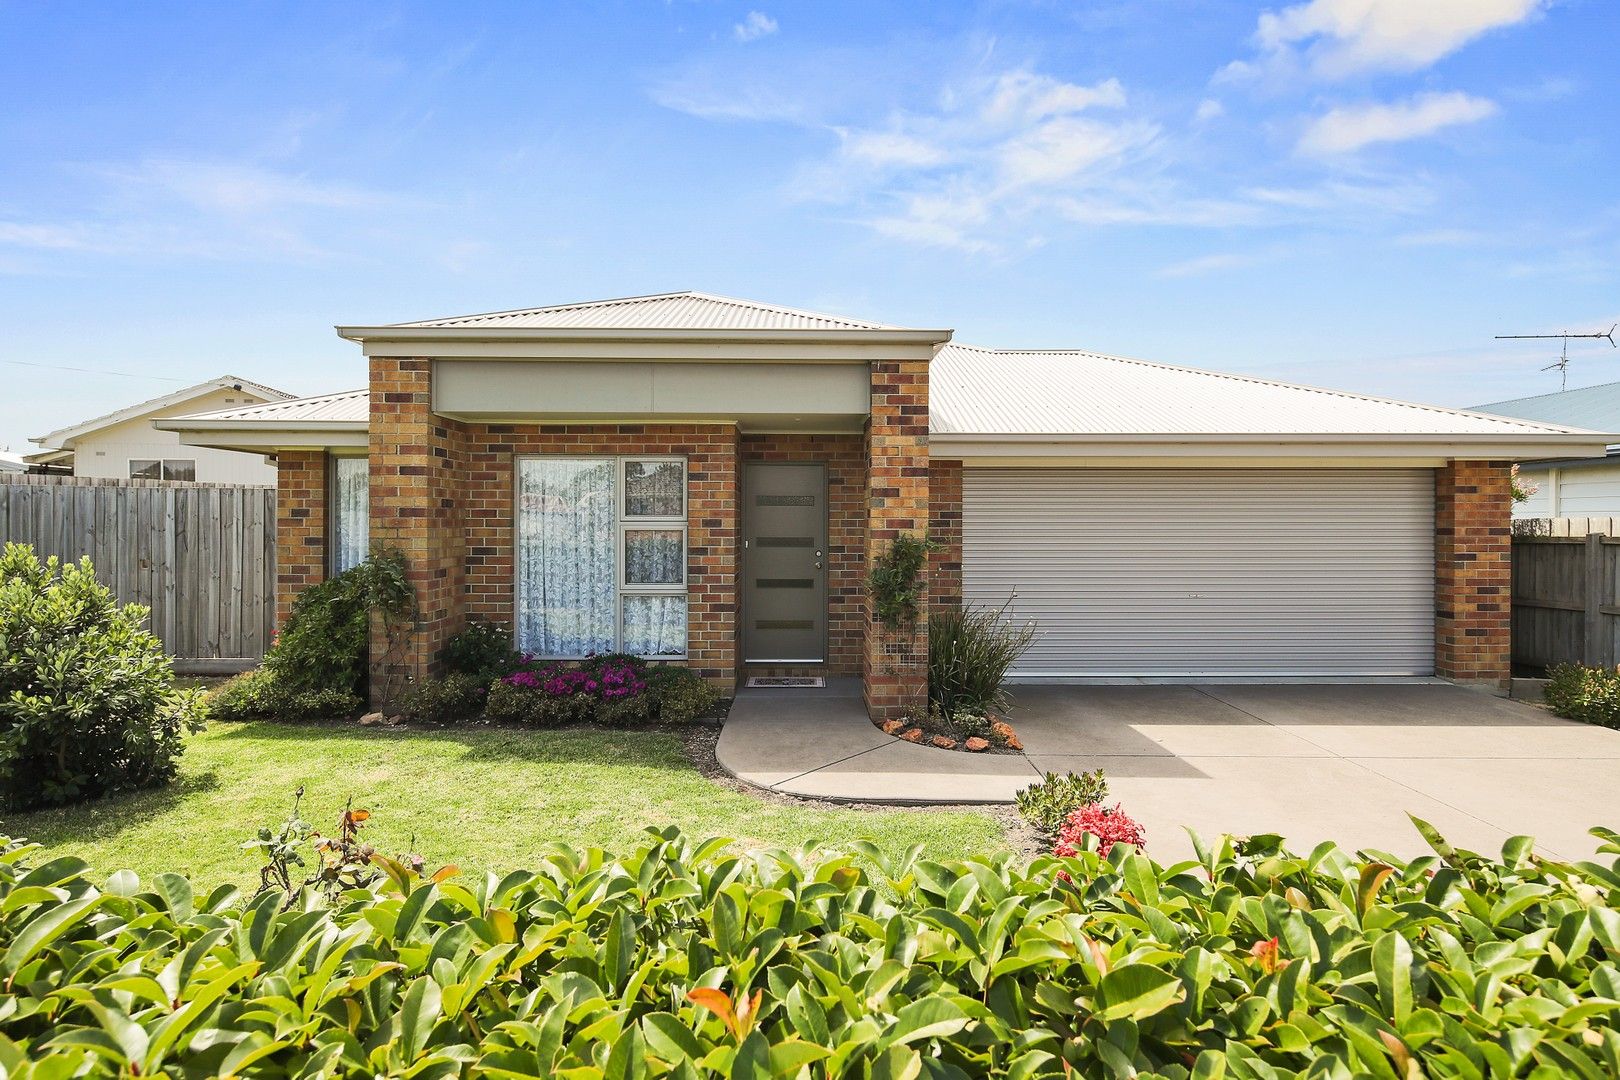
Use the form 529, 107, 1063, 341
0, 543, 205, 811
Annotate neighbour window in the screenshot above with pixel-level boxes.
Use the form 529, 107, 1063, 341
517, 456, 687, 658
128, 459, 195, 480
331, 456, 369, 573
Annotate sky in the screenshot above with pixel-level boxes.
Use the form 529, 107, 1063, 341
1, 0, 1616, 453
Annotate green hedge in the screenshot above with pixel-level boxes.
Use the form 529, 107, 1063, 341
1544, 663, 1620, 728
3, 821, 1620, 1077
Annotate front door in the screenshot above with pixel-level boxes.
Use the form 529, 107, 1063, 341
743, 462, 828, 663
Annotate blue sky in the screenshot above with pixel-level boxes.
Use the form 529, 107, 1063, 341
2, 0, 1616, 453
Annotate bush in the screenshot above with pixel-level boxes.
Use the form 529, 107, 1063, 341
483, 681, 591, 725
443, 620, 518, 679
646, 664, 722, 723
929, 600, 1037, 717
392, 672, 489, 723
1016, 769, 1109, 836
1544, 662, 1620, 727
6, 820, 1620, 1077
205, 669, 362, 723
1055, 802, 1147, 855
265, 548, 414, 699
869, 534, 933, 627
0, 543, 205, 811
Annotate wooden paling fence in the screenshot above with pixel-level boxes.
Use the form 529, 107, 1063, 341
1514, 517, 1620, 537
0, 475, 276, 668
1512, 532, 1620, 670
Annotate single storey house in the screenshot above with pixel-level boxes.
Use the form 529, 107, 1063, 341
31, 375, 292, 482
159, 292, 1609, 714
1475, 381, 1620, 520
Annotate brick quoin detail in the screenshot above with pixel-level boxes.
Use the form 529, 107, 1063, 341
461, 423, 740, 694
275, 450, 327, 630
741, 433, 866, 677
929, 459, 963, 608
865, 358, 930, 720
1435, 460, 1511, 693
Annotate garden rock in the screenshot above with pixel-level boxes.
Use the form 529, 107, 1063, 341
964, 736, 989, 752
880, 718, 906, 735
931, 734, 957, 750
358, 712, 385, 726
899, 727, 923, 743
991, 720, 1023, 750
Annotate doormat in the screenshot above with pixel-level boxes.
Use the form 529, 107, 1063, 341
746, 676, 825, 688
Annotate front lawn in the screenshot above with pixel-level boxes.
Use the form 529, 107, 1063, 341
5, 721, 1009, 889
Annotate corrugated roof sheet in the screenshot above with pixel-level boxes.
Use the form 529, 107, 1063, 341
32, 374, 294, 446
930, 344, 1587, 436
1473, 381, 1620, 431
171, 389, 369, 424
391, 291, 905, 331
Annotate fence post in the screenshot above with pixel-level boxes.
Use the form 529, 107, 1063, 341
1584, 533, 1611, 666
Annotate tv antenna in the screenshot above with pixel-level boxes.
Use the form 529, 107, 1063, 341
1494, 325, 1617, 390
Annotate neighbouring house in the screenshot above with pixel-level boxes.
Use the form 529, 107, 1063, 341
1474, 381, 1620, 519
0, 449, 28, 473
159, 292, 1610, 712
29, 375, 293, 482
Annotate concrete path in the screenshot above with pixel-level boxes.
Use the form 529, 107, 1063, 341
715, 680, 1620, 862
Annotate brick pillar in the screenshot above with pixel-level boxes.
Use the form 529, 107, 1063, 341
864, 359, 930, 720
1435, 460, 1512, 693
687, 426, 740, 695
275, 450, 327, 630
368, 357, 467, 703
929, 459, 963, 608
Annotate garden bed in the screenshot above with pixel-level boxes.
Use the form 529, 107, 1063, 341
870, 708, 1024, 753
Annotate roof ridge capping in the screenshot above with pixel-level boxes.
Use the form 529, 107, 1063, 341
942, 342, 1600, 435
369, 291, 929, 333
167, 387, 368, 422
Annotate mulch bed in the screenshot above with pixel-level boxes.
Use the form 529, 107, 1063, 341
869, 711, 1024, 754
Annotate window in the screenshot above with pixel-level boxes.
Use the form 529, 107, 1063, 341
516, 456, 687, 658
128, 459, 194, 480
331, 456, 370, 574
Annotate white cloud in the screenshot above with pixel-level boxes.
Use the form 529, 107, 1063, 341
733, 11, 778, 43
1298, 91, 1497, 154
835, 129, 948, 168
1247, 0, 1547, 78
1194, 98, 1225, 122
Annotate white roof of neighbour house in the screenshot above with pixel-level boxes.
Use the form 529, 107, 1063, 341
385, 291, 908, 332
31, 375, 294, 449
0, 450, 27, 473
1473, 380, 1620, 433
931, 344, 1594, 440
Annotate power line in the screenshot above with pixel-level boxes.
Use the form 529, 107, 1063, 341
0, 358, 189, 382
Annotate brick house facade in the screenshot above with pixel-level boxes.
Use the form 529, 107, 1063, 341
167, 293, 1604, 713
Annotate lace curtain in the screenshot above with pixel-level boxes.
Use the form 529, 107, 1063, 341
517, 459, 616, 656
333, 457, 369, 573
622, 595, 687, 656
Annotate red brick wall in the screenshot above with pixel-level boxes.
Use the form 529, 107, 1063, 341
864, 359, 930, 719
929, 459, 963, 608
741, 433, 866, 676
368, 358, 469, 699
461, 423, 741, 693
275, 450, 327, 629
1435, 460, 1512, 692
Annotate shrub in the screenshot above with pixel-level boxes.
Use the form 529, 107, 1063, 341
444, 619, 518, 679
868, 534, 933, 628
929, 600, 1037, 717
646, 664, 722, 723
392, 672, 489, 723
6, 820, 1620, 1077
1544, 662, 1620, 728
483, 681, 591, 725
0, 543, 205, 811
205, 669, 363, 723
1055, 802, 1147, 855
265, 547, 414, 699
1016, 769, 1109, 836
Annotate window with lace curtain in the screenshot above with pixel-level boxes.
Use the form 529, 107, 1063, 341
516, 456, 687, 658
330, 456, 369, 573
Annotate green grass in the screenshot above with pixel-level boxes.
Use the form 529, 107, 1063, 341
6, 721, 1010, 891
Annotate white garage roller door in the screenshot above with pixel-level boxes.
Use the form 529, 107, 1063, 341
961, 468, 1435, 677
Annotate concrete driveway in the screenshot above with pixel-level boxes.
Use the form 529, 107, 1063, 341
716, 680, 1620, 862
1008, 683, 1620, 863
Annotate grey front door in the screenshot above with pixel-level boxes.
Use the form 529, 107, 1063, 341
743, 462, 828, 663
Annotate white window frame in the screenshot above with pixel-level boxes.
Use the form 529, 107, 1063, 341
515, 455, 689, 660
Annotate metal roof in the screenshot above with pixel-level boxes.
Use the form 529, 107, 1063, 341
163, 388, 370, 425
930, 344, 1591, 437
1473, 381, 1620, 431
32, 375, 294, 448
387, 291, 908, 332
